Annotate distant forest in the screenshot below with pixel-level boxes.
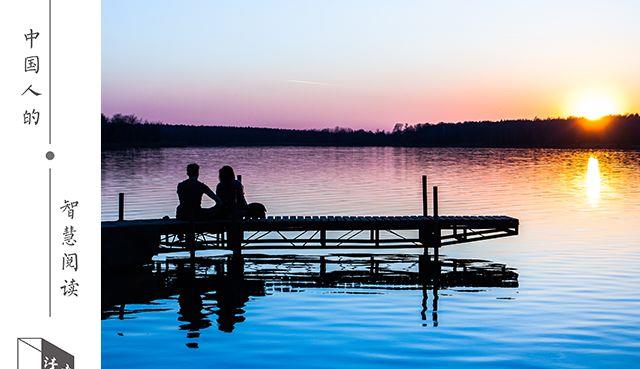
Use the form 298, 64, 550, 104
102, 114, 640, 149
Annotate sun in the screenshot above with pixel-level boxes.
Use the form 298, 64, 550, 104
568, 91, 621, 120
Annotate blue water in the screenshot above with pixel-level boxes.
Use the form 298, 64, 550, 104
102, 147, 640, 369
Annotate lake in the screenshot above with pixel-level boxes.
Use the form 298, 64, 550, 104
102, 147, 640, 369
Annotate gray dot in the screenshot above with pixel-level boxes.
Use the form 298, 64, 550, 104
46, 151, 55, 160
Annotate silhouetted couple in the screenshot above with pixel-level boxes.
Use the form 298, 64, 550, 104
176, 163, 266, 221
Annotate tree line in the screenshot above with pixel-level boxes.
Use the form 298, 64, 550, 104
102, 113, 640, 149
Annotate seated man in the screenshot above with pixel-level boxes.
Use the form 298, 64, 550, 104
176, 163, 221, 220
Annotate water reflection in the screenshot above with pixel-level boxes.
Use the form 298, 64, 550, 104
101, 148, 640, 368
102, 254, 518, 347
585, 156, 602, 207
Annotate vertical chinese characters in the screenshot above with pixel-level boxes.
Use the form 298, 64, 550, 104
59, 200, 80, 297
22, 28, 42, 126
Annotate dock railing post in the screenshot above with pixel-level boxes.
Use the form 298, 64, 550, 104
433, 186, 438, 218
237, 174, 242, 183
422, 175, 428, 217
420, 175, 429, 255
118, 193, 124, 221
432, 186, 441, 266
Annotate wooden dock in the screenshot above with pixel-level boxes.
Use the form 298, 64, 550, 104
102, 177, 519, 268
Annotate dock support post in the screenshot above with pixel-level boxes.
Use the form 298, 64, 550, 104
422, 175, 428, 216
319, 256, 326, 282
432, 229, 440, 267
320, 229, 326, 247
229, 253, 244, 280
432, 283, 439, 327
118, 193, 124, 221
432, 224, 440, 266
369, 229, 380, 247
229, 223, 243, 256
215, 259, 225, 277
420, 227, 428, 256
186, 225, 196, 258
182, 219, 196, 255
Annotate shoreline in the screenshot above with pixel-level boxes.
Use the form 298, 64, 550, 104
102, 143, 640, 151
102, 114, 640, 151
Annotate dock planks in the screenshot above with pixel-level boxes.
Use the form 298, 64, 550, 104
102, 214, 519, 262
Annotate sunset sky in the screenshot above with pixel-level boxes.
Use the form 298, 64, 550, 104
102, 0, 639, 130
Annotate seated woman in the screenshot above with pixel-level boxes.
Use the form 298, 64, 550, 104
216, 165, 248, 218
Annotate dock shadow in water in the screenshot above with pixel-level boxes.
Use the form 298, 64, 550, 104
102, 254, 518, 348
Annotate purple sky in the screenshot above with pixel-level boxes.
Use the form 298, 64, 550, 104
103, 0, 639, 130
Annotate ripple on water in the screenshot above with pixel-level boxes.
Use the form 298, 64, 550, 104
103, 148, 640, 369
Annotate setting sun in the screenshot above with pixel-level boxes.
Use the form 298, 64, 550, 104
569, 91, 621, 120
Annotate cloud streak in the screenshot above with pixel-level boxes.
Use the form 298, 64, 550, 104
287, 79, 337, 87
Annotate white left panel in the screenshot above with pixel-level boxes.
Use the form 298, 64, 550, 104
0, 0, 101, 367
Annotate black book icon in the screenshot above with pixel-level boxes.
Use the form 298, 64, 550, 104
17, 338, 74, 369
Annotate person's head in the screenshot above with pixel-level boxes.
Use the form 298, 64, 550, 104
219, 165, 235, 183
186, 163, 200, 179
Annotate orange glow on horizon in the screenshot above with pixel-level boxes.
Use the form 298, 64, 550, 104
567, 90, 622, 121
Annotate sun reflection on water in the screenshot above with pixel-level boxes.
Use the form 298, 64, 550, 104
585, 156, 601, 207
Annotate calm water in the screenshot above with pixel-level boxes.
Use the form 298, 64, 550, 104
102, 147, 640, 369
